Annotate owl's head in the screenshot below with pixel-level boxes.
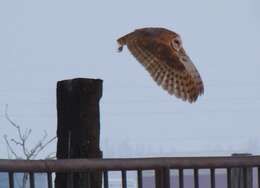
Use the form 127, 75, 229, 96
156, 28, 184, 52
170, 35, 183, 51
139, 27, 184, 53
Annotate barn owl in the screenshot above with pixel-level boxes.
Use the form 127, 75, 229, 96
117, 27, 204, 103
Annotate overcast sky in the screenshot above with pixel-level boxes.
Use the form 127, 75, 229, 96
0, 0, 259, 158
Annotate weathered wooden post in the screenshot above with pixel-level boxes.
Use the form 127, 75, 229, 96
231, 153, 253, 188
55, 78, 103, 188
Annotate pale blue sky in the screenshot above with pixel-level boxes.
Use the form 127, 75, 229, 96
0, 0, 259, 158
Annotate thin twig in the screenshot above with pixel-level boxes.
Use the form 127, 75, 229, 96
10, 138, 23, 146
4, 105, 56, 159
24, 128, 32, 141
32, 136, 56, 159
28, 131, 48, 158
45, 151, 57, 159
5, 105, 29, 157
3, 135, 20, 159
4, 104, 56, 188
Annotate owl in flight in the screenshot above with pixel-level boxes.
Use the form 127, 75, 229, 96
117, 27, 204, 103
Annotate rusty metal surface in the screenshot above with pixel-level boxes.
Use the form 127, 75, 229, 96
1, 156, 260, 172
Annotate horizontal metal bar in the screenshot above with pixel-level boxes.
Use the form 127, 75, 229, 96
1, 156, 260, 172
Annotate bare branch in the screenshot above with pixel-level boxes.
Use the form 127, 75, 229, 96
23, 128, 32, 141
5, 105, 24, 140
14, 174, 22, 188
5, 105, 30, 157
28, 141, 42, 159
4, 104, 57, 187
3, 135, 20, 159
4, 105, 19, 129
45, 151, 57, 159
22, 173, 29, 188
32, 136, 57, 159
10, 138, 23, 146
41, 136, 56, 149
27, 131, 48, 158
40, 130, 48, 144
5, 106, 56, 159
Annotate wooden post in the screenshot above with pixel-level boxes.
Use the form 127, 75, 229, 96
231, 153, 253, 188
55, 78, 103, 188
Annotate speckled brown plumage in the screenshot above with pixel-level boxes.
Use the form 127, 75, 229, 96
117, 27, 204, 103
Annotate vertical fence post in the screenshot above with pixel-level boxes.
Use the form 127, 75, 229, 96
231, 153, 253, 188
155, 168, 170, 188
55, 78, 103, 188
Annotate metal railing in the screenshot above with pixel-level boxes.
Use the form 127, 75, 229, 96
1, 155, 260, 188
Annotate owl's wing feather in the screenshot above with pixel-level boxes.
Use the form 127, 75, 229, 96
118, 31, 204, 103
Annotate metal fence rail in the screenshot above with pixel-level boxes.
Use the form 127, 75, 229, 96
1, 155, 260, 188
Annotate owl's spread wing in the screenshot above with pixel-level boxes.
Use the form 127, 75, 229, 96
118, 33, 204, 103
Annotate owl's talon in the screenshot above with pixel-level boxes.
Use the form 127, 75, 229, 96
118, 45, 123, 52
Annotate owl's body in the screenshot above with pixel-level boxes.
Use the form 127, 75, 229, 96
117, 27, 204, 103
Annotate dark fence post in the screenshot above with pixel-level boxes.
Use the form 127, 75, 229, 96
155, 168, 170, 188
55, 78, 103, 188
231, 153, 253, 188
